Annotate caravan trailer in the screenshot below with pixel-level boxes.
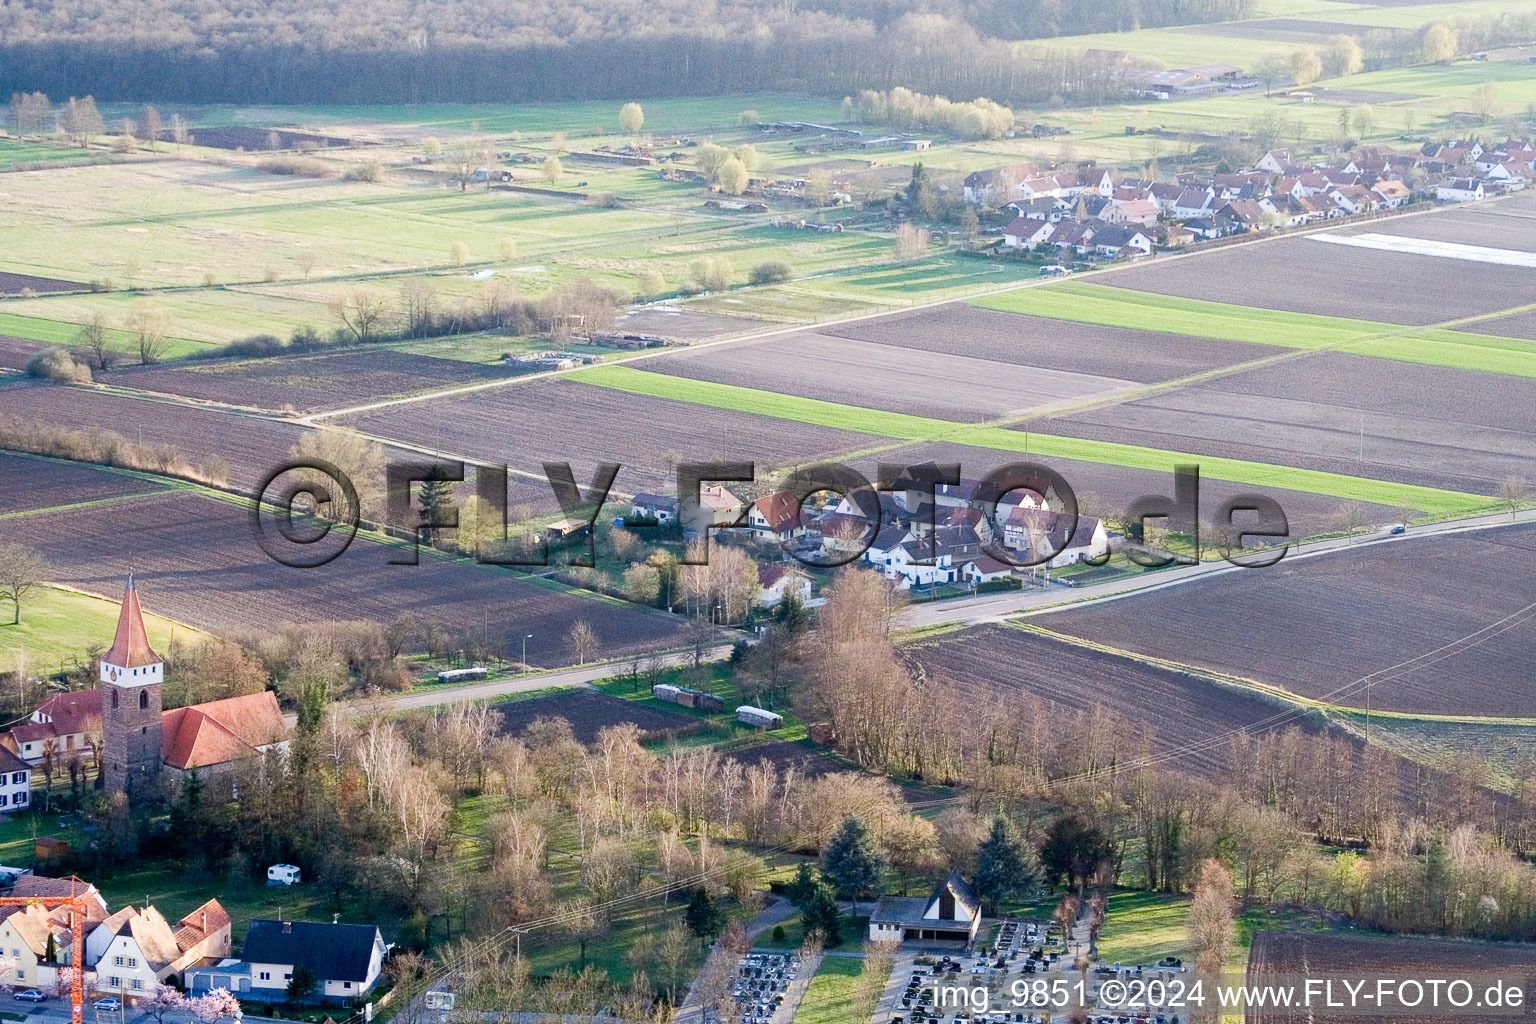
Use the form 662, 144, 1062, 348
736, 705, 783, 730
438, 667, 488, 684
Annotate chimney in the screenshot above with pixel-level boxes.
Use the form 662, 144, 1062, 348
282, 921, 291, 934
201, 911, 207, 932
332, 914, 339, 925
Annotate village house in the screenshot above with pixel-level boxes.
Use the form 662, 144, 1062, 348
86, 899, 231, 996
1001, 216, 1053, 249
868, 871, 983, 946
1092, 225, 1154, 257
962, 556, 1016, 587
0, 748, 29, 814
3, 691, 101, 765
0, 877, 109, 990
697, 485, 745, 527
628, 493, 677, 524
756, 564, 812, 608
747, 492, 809, 544
188, 919, 387, 1004
1000, 511, 1109, 568
1437, 177, 1485, 203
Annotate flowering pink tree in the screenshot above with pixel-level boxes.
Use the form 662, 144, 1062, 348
141, 984, 187, 1024
187, 988, 243, 1024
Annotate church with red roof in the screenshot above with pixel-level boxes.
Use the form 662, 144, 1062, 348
4, 578, 287, 802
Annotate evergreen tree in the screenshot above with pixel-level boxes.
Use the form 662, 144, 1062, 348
1040, 813, 1114, 892
785, 861, 820, 910
822, 816, 888, 920
801, 880, 842, 948
417, 465, 458, 547
973, 815, 1038, 914
685, 887, 724, 946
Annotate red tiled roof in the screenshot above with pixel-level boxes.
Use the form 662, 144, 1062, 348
160, 692, 285, 771
753, 492, 804, 534
104, 577, 160, 670
34, 690, 101, 735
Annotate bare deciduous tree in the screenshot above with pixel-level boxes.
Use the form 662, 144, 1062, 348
330, 288, 392, 342
0, 543, 49, 625
125, 300, 171, 365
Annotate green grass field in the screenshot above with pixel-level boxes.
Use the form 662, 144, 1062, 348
754, 913, 871, 952
572, 363, 1496, 516
972, 281, 1536, 378
793, 956, 866, 1024
0, 584, 205, 667
1095, 891, 1193, 966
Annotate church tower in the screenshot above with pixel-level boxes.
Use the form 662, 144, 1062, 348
100, 576, 163, 799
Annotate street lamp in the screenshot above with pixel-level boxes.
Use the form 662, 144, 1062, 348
522, 634, 533, 674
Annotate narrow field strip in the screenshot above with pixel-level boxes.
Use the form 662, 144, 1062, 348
0, 310, 209, 356
573, 364, 1494, 516
971, 280, 1384, 347
970, 280, 1536, 377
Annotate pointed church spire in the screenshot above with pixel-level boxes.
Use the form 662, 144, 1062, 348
104, 576, 161, 669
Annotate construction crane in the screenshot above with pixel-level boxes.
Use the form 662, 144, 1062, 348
0, 875, 94, 1024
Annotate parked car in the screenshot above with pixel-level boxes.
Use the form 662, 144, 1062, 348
14, 990, 46, 1002
94, 999, 121, 1012
1038, 264, 1070, 276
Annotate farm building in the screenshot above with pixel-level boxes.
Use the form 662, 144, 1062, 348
736, 705, 783, 729
867, 871, 982, 946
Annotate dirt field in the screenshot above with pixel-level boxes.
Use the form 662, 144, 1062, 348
1102, 236, 1535, 325
496, 691, 700, 743
0, 336, 52, 370
0, 489, 682, 667
822, 304, 1269, 383
1248, 931, 1536, 1023
0, 381, 313, 490
1044, 522, 1536, 717
907, 624, 1341, 779
338, 377, 888, 493
115, 350, 514, 413
1471, 309, 1536, 341
0, 271, 81, 295
867, 440, 1403, 539
1045, 351, 1536, 496
1338, 203, 1536, 256
0, 452, 167, 513
637, 331, 1137, 422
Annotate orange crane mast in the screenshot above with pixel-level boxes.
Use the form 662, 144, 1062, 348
0, 876, 94, 1024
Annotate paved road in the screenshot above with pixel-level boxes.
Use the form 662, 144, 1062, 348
284, 642, 737, 724
897, 507, 1534, 630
